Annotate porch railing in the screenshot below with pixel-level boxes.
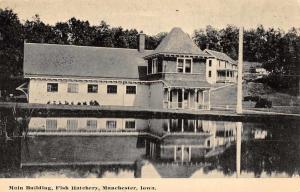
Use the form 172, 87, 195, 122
217, 77, 235, 83
163, 101, 210, 110
197, 104, 210, 110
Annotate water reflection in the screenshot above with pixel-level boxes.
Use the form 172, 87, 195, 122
0, 113, 299, 178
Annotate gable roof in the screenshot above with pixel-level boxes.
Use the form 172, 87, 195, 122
24, 43, 151, 79
146, 27, 208, 58
204, 49, 237, 65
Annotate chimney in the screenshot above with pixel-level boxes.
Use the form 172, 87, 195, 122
138, 31, 145, 52
220, 47, 224, 53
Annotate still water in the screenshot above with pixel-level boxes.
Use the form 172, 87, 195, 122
0, 111, 299, 178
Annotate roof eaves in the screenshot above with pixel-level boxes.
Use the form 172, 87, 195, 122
144, 52, 211, 59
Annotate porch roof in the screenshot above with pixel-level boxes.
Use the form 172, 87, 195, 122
163, 80, 211, 89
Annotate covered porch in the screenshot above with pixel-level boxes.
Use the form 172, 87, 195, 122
217, 69, 237, 83
162, 80, 211, 110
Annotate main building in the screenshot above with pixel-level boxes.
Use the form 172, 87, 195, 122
23, 27, 236, 110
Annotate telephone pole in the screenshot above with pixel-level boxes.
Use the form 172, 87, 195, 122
236, 27, 244, 114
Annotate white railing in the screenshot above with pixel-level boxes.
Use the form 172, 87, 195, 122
164, 101, 210, 110
198, 104, 210, 110
217, 77, 235, 83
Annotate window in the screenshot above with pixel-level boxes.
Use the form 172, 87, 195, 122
152, 58, 158, 74
177, 58, 192, 73
106, 120, 117, 129
88, 84, 98, 93
207, 140, 210, 147
177, 58, 184, 72
46, 119, 57, 129
185, 59, 192, 73
68, 83, 79, 93
209, 60, 212, 67
208, 71, 212, 77
225, 62, 227, 68
126, 86, 136, 94
87, 120, 97, 129
219, 61, 221, 67
67, 120, 78, 129
47, 83, 58, 92
107, 85, 117, 94
125, 120, 135, 129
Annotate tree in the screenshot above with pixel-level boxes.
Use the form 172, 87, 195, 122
92, 21, 113, 47
193, 25, 221, 51
219, 25, 239, 60
111, 26, 128, 48
0, 8, 24, 77
145, 32, 167, 50
68, 17, 95, 46
23, 14, 55, 44
52, 22, 71, 44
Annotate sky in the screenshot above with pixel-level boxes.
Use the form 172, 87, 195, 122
1, 0, 300, 35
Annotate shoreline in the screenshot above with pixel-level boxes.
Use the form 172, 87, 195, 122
0, 102, 299, 122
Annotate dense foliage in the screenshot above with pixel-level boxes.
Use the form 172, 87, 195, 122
0, 8, 299, 95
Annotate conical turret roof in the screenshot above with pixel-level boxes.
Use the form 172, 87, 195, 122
146, 27, 208, 57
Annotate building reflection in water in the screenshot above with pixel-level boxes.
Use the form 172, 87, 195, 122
6, 115, 297, 178
146, 119, 238, 163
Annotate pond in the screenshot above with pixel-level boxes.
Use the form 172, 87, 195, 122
0, 109, 299, 178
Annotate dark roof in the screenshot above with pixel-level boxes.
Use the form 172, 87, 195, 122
163, 80, 211, 89
204, 49, 237, 65
146, 27, 208, 57
24, 43, 151, 79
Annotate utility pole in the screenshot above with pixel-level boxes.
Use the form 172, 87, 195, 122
236, 27, 244, 114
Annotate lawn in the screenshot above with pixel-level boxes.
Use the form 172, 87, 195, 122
211, 82, 300, 114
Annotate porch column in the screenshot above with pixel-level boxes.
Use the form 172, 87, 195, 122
202, 90, 205, 109
168, 88, 171, 109
194, 89, 198, 110
188, 90, 190, 108
174, 145, 177, 161
182, 88, 184, 109
208, 89, 211, 110
181, 145, 184, 163
194, 120, 197, 133
181, 119, 184, 132
176, 89, 179, 109
188, 146, 192, 162
167, 119, 170, 132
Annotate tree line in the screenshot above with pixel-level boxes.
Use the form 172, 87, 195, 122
0, 8, 299, 95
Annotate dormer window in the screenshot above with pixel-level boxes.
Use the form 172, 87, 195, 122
185, 59, 192, 73
177, 57, 192, 73
177, 58, 184, 72
152, 58, 158, 74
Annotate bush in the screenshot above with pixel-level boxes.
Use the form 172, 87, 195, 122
244, 95, 261, 102
255, 98, 272, 108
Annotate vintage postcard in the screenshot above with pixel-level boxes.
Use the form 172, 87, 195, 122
0, 0, 299, 191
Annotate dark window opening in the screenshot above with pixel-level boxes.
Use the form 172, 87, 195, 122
88, 84, 98, 93
47, 83, 58, 92
125, 120, 135, 129
106, 120, 117, 129
126, 86, 136, 94
107, 85, 117, 94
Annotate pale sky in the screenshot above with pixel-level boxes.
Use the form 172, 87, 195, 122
1, 0, 300, 35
